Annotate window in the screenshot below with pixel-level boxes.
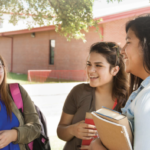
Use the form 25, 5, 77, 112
0, 19, 3, 28
49, 40, 55, 65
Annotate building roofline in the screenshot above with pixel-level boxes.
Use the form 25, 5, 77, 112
97, 6, 150, 24
0, 6, 150, 36
0, 25, 55, 36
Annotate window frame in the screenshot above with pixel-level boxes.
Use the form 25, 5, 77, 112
49, 40, 55, 65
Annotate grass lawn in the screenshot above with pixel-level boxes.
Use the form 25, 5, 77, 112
50, 136, 65, 150
7, 73, 33, 84
7, 73, 79, 84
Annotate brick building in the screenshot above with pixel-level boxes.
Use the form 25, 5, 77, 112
0, 6, 149, 81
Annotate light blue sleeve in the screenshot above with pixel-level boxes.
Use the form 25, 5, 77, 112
134, 89, 150, 150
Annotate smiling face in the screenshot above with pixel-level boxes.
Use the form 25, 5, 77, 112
121, 28, 144, 76
86, 52, 119, 88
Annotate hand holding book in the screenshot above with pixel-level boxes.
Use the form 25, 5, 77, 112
82, 107, 133, 150
70, 120, 97, 140
81, 113, 98, 150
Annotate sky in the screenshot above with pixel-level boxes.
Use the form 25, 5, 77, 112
93, 0, 150, 18
0, 0, 150, 33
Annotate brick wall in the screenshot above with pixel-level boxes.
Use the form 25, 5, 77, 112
0, 27, 102, 74
0, 37, 11, 71
0, 16, 135, 75
103, 16, 134, 47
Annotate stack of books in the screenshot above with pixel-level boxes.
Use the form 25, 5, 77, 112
82, 107, 133, 150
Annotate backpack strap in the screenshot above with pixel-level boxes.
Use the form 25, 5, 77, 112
9, 83, 23, 112
9, 83, 34, 150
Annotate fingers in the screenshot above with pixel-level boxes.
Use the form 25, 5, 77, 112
82, 136, 93, 140
78, 121, 96, 129
83, 123, 96, 129
0, 131, 3, 134
74, 121, 98, 140
83, 128, 98, 136
0, 130, 13, 149
80, 120, 85, 123
79, 123, 98, 138
0, 143, 5, 149
0, 144, 4, 149
80, 145, 90, 150
81, 134, 98, 140
84, 129, 97, 134
83, 132, 97, 137
0, 133, 2, 140
0, 138, 6, 149
76, 130, 97, 140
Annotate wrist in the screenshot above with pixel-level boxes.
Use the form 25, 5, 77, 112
68, 124, 74, 136
11, 129, 18, 142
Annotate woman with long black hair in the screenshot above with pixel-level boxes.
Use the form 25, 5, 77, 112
90, 15, 150, 150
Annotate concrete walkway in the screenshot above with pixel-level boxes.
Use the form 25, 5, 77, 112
22, 82, 81, 96
22, 82, 82, 136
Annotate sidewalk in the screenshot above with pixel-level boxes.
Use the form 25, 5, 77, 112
22, 82, 85, 150
22, 82, 83, 136
22, 82, 81, 96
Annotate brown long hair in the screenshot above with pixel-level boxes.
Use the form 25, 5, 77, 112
90, 42, 129, 112
125, 15, 150, 95
0, 55, 12, 118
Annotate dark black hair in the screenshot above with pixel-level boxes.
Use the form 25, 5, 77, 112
126, 14, 150, 94
90, 42, 129, 112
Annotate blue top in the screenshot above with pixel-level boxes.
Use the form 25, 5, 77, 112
0, 100, 20, 150
121, 76, 150, 150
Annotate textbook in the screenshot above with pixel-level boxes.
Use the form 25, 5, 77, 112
91, 107, 133, 150
81, 112, 97, 150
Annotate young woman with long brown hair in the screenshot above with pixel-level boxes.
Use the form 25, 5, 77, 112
57, 42, 129, 150
0, 55, 41, 150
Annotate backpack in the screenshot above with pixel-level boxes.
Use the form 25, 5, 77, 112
9, 83, 51, 150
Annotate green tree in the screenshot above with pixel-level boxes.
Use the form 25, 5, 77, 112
0, 0, 122, 41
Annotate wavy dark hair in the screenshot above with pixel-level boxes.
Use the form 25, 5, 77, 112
90, 42, 129, 112
0, 55, 12, 118
125, 14, 150, 95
